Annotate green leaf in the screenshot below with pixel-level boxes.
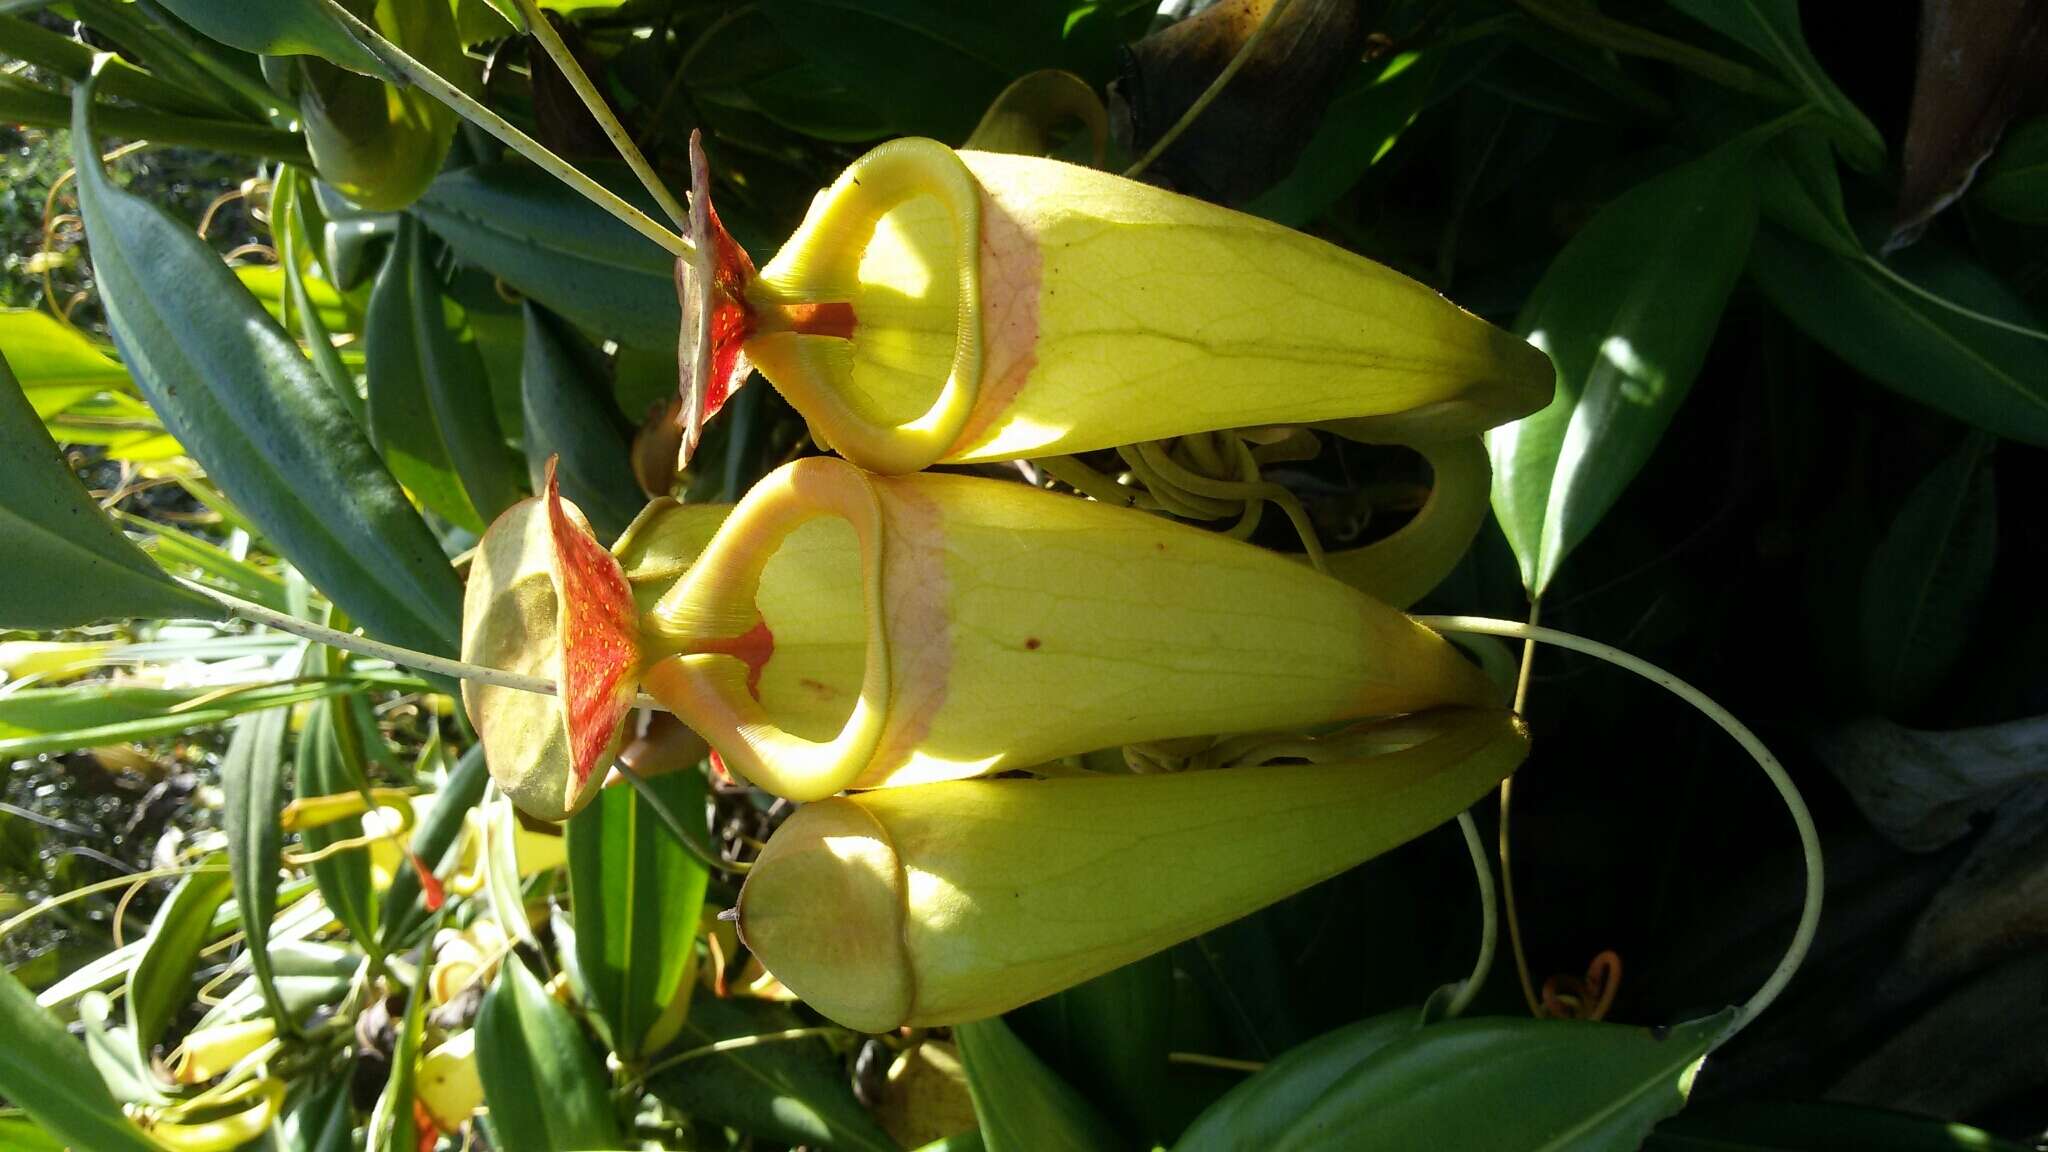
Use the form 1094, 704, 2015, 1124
0, 1112, 70, 1152
278, 1073, 357, 1152
72, 77, 463, 657
565, 766, 709, 1061
1177, 1011, 1733, 1151
220, 647, 307, 1032
124, 858, 233, 1054
522, 302, 643, 543
372, 933, 437, 1152
270, 169, 362, 419
0, 309, 134, 418
1860, 434, 1997, 714
1645, 1098, 2034, 1150
380, 742, 489, 953
365, 216, 526, 533
0, 350, 219, 628
1665, 0, 1883, 171
0, 679, 377, 760
956, 1016, 1120, 1152
1245, 50, 1445, 228
1748, 229, 2048, 445
0, 967, 165, 1152
413, 164, 680, 349
475, 954, 622, 1152
295, 700, 380, 950
1488, 142, 1760, 596
1007, 953, 1181, 1144
1175, 1009, 1418, 1152
1977, 115, 2048, 224
648, 994, 900, 1152
150, 0, 391, 79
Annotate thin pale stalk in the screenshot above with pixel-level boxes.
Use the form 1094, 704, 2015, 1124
1418, 614, 1821, 1038
513, 0, 689, 229
312, 0, 691, 259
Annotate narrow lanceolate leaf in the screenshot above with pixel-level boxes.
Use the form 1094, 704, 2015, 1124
0, 350, 218, 628
295, 700, 380, 950
522, 303, 643, 542
956, 1017, 1121, 1152
125, 858, 234, 1054
221, 647, 308, 1032
1488, 142, 1760, 596
71, 77, 463, 657
414, 165, 681, 348
1666, 0, 1883, 172
566, 764, 709, 1060
0, 967, 165, 1152
1861, 434, 1997, 715
475, 955, 621, 1152
1177, 1011, 1734, 1151
149, 0, 391, 79
0, 679, 366, 760
365, 216, 526, 533
1748, 230, 2048, 446
0, 309, 134, 418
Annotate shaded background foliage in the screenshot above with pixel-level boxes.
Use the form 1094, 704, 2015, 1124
1, 0, 2045, 1148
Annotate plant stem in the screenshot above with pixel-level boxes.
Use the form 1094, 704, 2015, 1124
1418, 614, 1822, 1039
1499, 598, 1543, 1016
1126, 0, 1295, 179
513, 0, 689, 230
174, 577, 553, 694
1442, 809, 1497, 1020
311, 0, 692, 259
0, 863, 229, 945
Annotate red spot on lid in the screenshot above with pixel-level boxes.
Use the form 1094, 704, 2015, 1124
1024, 637, 1041, 650
545, 458, 640, 792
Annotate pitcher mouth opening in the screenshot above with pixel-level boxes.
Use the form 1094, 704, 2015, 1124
639, 458, 892, 802
746, 138, 985, 475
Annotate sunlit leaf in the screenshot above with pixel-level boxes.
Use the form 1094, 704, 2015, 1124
475, 954, 621, 1152
221, 645, 310, 1030
0, 350, 218, 629
956, 1016, 1120, 1152
413, 164, 680, 349
125, 859, 233, 1055
0, 968, 165, 1152
365, 215, 526, 534
0, 309, 134, 419
150, 0, 390, 79
565, 766, 710, 1061
1488, 141, 1760, 596
72, 75, 464, 656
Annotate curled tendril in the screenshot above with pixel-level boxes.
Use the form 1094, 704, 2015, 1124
1043, 427, 1332, 570
1539, 950, 1623, 1021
